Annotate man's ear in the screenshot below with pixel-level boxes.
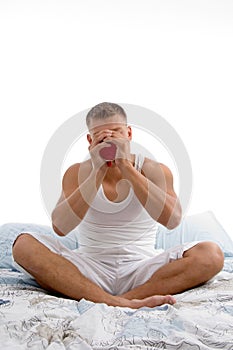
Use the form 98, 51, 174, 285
127, 126, 132, 140
87, 134, 92, 145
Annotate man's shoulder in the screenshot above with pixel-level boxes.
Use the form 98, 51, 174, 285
142, 157, 173, 181
142, 157, 163, 171
62, 159, 92, 182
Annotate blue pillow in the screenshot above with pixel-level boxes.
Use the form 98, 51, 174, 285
156, 211, 233, 256
1, 211, 232, 269
0, 222, 78, 269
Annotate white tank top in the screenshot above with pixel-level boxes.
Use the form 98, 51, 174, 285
76, 154, 158, 257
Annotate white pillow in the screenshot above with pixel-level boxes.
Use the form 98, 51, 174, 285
1, 211, 232, 270
0, 222, 78, 269
156, 211, 233, 256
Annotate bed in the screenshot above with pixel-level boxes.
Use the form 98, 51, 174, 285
1, 211, 233, 349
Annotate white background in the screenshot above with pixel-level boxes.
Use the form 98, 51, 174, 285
0, 0, 232, 238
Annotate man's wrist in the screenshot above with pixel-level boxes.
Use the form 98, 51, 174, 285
116, 159, 135, 179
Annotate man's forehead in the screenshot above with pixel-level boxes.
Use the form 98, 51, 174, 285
88, 118, 127, 133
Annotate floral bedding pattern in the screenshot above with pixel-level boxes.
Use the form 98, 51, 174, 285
0, 259, 233, 350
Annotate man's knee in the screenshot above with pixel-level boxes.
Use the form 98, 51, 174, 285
186, 241, 224, 276
12, 233, 38, 264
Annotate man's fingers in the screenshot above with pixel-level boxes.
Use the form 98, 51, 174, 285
94, 130, 113, 141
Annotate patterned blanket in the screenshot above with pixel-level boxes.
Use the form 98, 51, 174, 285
0, 259, 233, 349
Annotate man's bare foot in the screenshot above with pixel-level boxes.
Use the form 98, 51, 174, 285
129, 295, 176, 309
112, 294, 176, 309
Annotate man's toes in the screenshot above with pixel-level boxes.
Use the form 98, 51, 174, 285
165, 295, 176, 305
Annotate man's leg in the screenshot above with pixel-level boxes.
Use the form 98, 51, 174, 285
121, 241, 224, 300
12, 233, 175, 308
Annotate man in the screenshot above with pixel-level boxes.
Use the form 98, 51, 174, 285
13, 102, 224, 308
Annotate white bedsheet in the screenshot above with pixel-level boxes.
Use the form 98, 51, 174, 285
0, 263, 233, 350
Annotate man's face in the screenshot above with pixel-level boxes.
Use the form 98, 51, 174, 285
87, 114, 132, 145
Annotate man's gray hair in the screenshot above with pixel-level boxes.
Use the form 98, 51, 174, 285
86, 102, 127, 127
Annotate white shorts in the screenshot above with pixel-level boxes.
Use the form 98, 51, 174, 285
13, 232, 199, 295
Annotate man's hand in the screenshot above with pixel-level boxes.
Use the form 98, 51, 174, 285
89, 129, 132, 169
88, 129, 114, 170
103, 130, 132, 168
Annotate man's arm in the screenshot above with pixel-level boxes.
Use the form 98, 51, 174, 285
51, 162, 107, 235
117, 158, 182, 229
52, 129, 117, 235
